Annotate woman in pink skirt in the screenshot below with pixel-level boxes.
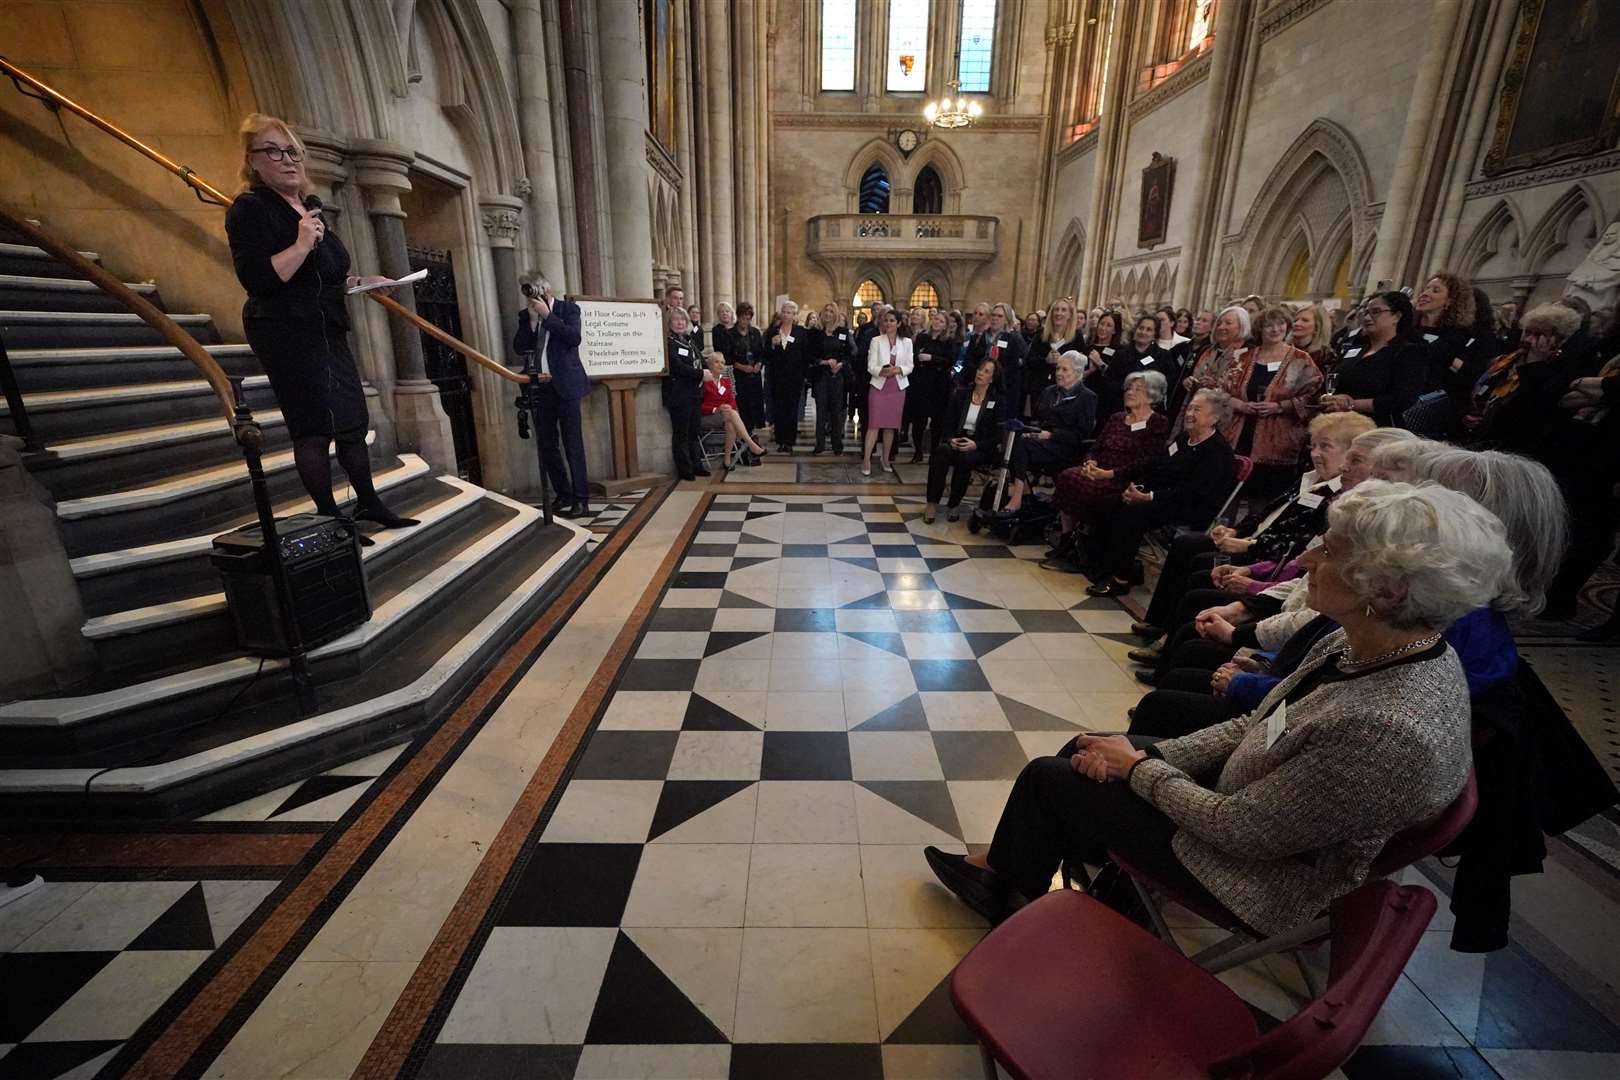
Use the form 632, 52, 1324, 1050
862, 307, 913, 476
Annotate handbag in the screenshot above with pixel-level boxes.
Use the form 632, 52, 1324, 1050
1400, 389, 1454, 436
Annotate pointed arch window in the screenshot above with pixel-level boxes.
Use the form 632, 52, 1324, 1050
886, 0, 930, 92
859, 164, 892, 214
820, 0, 857, 91
957, 0, 997, 93
909, 280, 941, 308
854, 279, 885, 311
913, 165, 944, 215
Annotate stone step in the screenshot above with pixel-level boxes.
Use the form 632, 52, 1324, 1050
0, 375, 275, 441
0, 309, 220, 348
27, 409, 290, 500
0, 273, 163, 313
5, 344, 261, 392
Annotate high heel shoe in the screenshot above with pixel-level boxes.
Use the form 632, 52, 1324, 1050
860, 462, 872, 477
354, 501, 420, 529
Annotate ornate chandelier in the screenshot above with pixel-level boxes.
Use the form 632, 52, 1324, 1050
924, 78, 982, 129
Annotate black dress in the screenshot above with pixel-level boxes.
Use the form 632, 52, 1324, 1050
1024, 334, 1085, 403
1090, 343, 1177, 418
225, 185, 367, 440
907, 332, 956, 447
1332, 338, 1429, 427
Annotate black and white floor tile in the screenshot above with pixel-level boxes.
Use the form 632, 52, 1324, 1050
415, 492, 1620, 1079
195, 741, 409, 823
0, 878, 278, 1079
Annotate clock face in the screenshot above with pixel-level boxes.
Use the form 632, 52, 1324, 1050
897, 129, 918, 152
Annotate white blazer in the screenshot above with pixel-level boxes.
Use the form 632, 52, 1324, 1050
867, 334, 914, 390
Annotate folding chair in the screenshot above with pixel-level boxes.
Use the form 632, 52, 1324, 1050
1105, 769, 1477, 978
951, 879, 1436, 1080
1143, 454, 1254, 561
698, 426, 729, 469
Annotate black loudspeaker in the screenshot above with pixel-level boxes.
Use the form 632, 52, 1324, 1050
211, 513, 372, 656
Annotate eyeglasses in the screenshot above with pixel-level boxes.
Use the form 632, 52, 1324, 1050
250, 144, 304, 162
1362, 306, 1392, 317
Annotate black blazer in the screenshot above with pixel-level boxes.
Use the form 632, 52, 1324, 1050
512, 301, 589, 401
663, 333, 704, 406
1025, 334, 1085, 398
943, 384, 1004, 449
1334, 338, 1429, 426
225, 185, 351, 328
1029, 382, 1098, 455
1143, 430, 1238, 526
963, 329, 1028, 404
764, 320, 810, 385
809, 324, 855, 383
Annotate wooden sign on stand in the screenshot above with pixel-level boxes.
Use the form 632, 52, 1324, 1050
575, 297, 668, 496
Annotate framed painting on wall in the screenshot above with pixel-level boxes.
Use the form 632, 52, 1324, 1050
1138, 153, 1175, 250
1484, 0, 1620, 176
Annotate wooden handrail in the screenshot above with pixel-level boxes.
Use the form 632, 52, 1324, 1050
1, 56, 233, 207
369, 294, 525, 384
0, 205, 239, 429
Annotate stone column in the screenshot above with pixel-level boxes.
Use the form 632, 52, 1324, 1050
479, 196, 542, 496
480, 197, 527, 360
1365, 0, 1463, 290
1077, 0, 1143, 306
672, 0, 701, 303
512, 0, 569, 292
701, 0, 734, 306
595, 0, 655, 295
733, 0, 759, 305
1178, 0, 1252, 307
349, 138, 457, 476
559, 0, 606, 293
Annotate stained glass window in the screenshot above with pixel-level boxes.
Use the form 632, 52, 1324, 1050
855, 280, 885, 309
909, 281, 941, 308
886, 0, 929, 92
821, 0, 857, 91
957, 0, 996, 93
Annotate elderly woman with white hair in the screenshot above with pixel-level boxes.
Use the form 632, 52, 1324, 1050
1171, 305, 1248, 433
927, 480, 1511, 930
997, 351, 1098, 514
1079, 388, 1238, 597
1461, 303, 1585, 451
765, 298, 810, 452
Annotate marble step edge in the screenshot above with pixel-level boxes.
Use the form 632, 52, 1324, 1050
70, 454, 430, 579
41, 409, 285, 463
0, 274, 157, 294
81, 477, 485, 639
55, 430, 376, 520
1, 375, 269, 416
6, 343, 255, 366
0, 484, 559, 728
0, 309, 210, 324
0, 509, 589, 793
0, 241, 102, 263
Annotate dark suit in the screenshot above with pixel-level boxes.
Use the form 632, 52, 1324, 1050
963, 329, 1028, 412
927, 384, 1004, 506
662, 333, 705, 477
512, 299, 590, 503
764, 321, 809, 449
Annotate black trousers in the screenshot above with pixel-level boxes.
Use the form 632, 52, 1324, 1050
770, 366, 805, 448
986, 735, 1225, 913
926, 444, 993, 506
1129, 686, 1237, 740
1087, 502, 1182, 580
1154, 618, 1240, 680
1144, 533, 1221, 628
1009, 435, 1075, 484
811, 375, 847, 451
735, 371, 765, 432
535, 387, 588, 501
668, 396, 702, 477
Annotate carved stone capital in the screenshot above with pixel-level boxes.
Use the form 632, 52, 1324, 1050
479, 195, 526, 248
347, 138, 417, 218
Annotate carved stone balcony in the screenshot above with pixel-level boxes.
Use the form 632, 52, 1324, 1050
806, 214, 1000, 306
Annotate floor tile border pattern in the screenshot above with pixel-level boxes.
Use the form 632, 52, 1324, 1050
0, 830, 320, 882
353, 491, 719, 1079
113, 485, 677, 1080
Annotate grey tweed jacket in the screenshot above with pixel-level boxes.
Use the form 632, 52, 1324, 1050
1128, 627, 1472, 935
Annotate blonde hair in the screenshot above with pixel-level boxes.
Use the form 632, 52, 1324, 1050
1043, 297, 1078, 344
1307, 411, 1375, 445
1293, 302, 1334, 355
238, 113, 312, 197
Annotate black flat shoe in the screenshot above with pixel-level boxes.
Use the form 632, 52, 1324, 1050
353, 502, 420, 529
1134, 669, 1159, 686
923, 847, 1008, 924
1126, 645, 1161, 664
1040, 555, 1086, 574
694, 467, 712, 478
1130, 621, 1162, 639
1086, 578, 1129, 597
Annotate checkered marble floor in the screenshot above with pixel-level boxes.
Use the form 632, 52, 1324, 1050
412, 492, 1620, 1080
193, 742, 409, 823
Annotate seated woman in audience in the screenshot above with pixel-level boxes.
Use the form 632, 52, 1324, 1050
1292, 301, 1336, 375
1090, 313, 1176, 419
700, 352, 769, 469
1134, 447, 1563, 740
1461, 303, 1583, 452
1026, 297, 1085, 405
1319, 290, 1427, 426
924, 358, 1004, 525
1079, 389, 1238, 597
998, 353, 1097, 513
1131, 411, 1374, 642
1219, 305, 1323, 500
1045, 371, 1171, 569
1171, 306, 1246, 431
926, 481, 1509, 930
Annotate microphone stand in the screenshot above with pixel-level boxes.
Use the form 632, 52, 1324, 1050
515, 349, 554, 527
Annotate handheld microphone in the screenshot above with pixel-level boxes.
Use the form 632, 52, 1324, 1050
303, 194, 324, 244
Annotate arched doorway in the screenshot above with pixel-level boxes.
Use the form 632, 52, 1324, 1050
913, 165, 943, 215
852, 278, 885, 324
860, 164, 891, 214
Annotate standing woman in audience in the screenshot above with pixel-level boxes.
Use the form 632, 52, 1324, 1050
1028, 297, 1085, 405
661, 306, 707, 481
765, 299, 808, 452
1172, 305, 1247, 434
908, 309, 958, 461
728, 302, 768, 440
1082, 309, 1125, 413
1174, 308, 1194, 339
1319, 290, 1426, 426
1220, 305, 1323, 498
686, 304, 707, 351
1291, 301, 1336, 375
710, 301, 738, 366
809, 302, 853, 456
1155, 304, 1191, 367
1413, 272, 1477, 422
1099, 313, 1179, 418
862, 307, 913, 476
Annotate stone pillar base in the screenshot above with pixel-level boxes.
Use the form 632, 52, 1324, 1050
392, 381, 459, 477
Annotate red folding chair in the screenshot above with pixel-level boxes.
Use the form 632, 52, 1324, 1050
1104, 769, 1477, 976
951, 880, 1436, 1080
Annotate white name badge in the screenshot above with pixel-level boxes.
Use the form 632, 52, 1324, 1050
1102, 347, 1116, 357
1465, 337, 1474, 348
1265, 361, 1281, 372
1343, 348, 1362, 358
786, 335, 795, 343
1130, 419, 1148, 432
1296, 492, 1325, 510
837, 332, 847, 340
1265, 698, 1289, 749
920, 353, 932, 361
985, 401, 996, 409
677, 346, 690, 357
1140, 355, 1157, 366
1423, 333, 1439, 343
1326, 475, 1343, 492
997, 338, 1009, 348
1167, 441, 1179, 457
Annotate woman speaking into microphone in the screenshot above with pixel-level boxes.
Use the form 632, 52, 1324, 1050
224, 113, 417, 540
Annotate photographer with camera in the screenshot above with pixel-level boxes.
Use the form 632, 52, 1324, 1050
512, 273, 590, 519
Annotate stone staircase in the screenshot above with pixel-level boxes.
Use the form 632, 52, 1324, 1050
0, 234, 589, 821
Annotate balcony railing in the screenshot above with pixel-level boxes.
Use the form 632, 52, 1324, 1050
807, 214, 999, 259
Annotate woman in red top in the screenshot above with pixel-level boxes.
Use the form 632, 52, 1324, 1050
702, 352, 769, 469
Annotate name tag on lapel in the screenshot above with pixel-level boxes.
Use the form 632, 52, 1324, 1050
1140, 355, 1157, 366
1264, 699, 1289, 749
1102, 347, 1116, 357
1343, 347, 1362, 358
677, 346, 690, 357
1296, 492, 1325, 510
1423, 333, 1439, 344
1264, 361, 1281, 372
997, 338, 1009, 348
1167, 441, 1179, 457
1130, 420, 1148, 432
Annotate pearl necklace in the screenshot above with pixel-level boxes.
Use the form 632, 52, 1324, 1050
1337, 632, 1442, 672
